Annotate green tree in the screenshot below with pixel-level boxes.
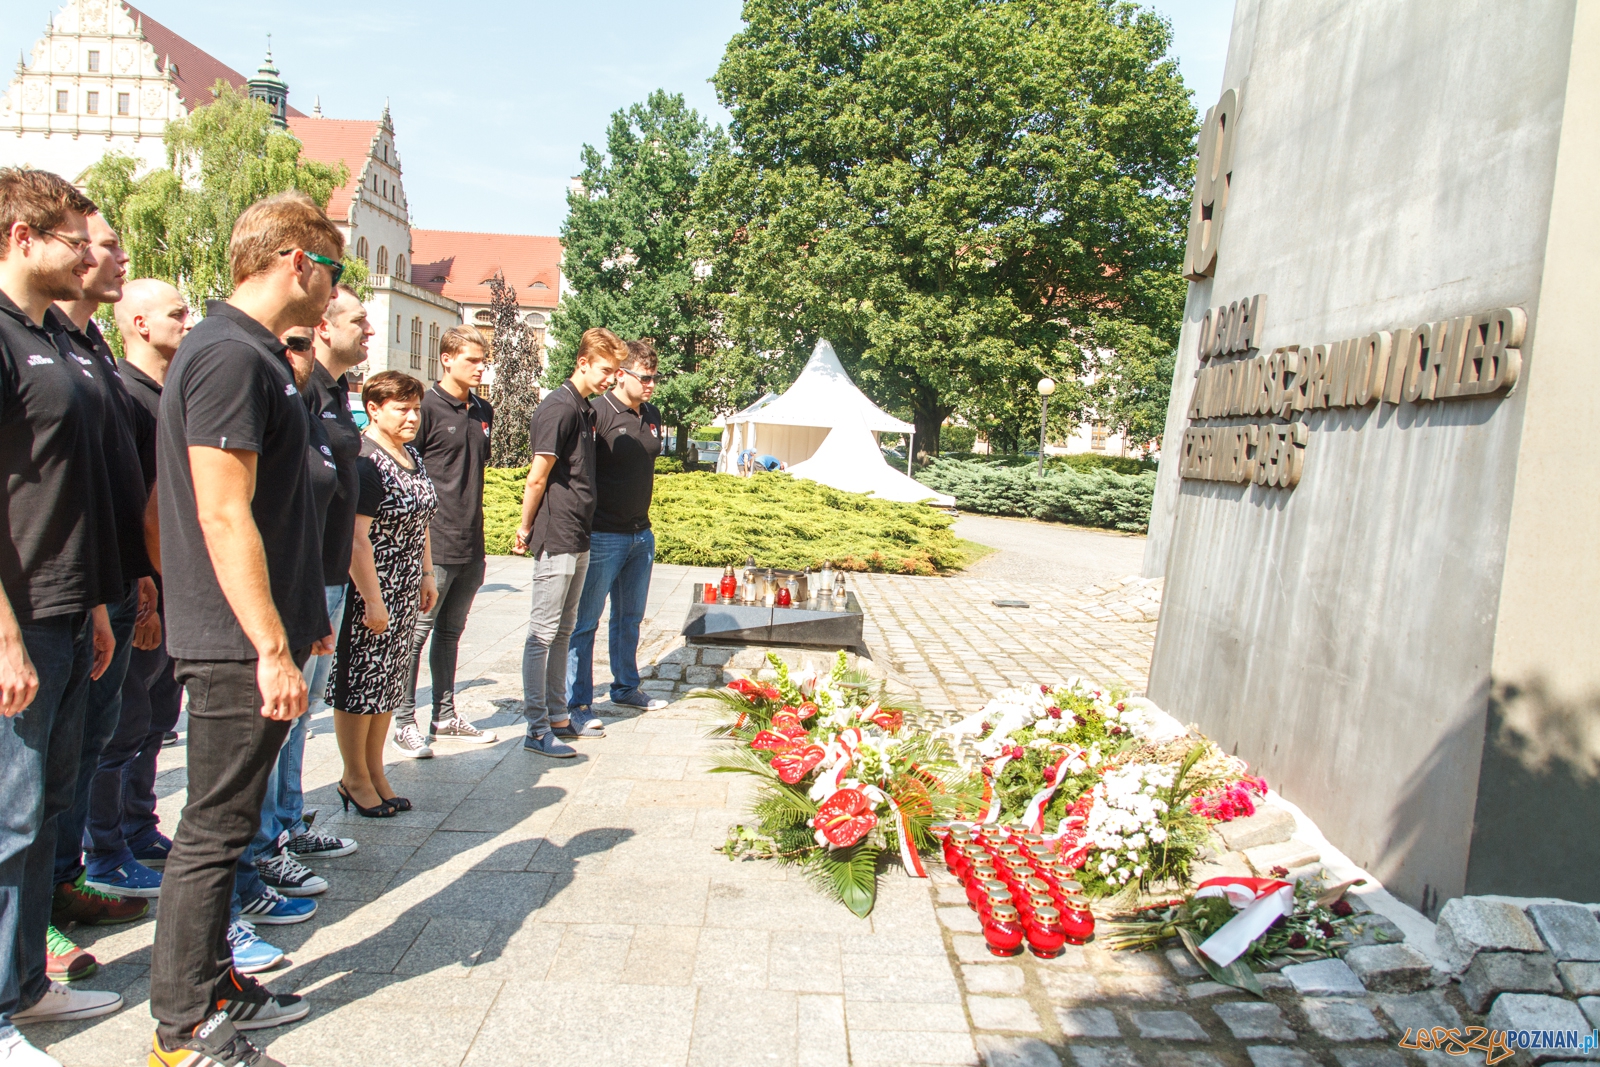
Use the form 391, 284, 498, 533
695, 0, 1195, 458
487, 271, 541, 466
548, 90, 728, 459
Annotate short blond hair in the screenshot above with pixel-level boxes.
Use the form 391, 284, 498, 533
228, 190, 344, 285
440, 324, 488, 360
576, 327, 627, 367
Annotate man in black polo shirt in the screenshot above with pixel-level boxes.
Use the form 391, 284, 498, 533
565, 339, 669, 727
149, 191, 340, 1064
0, 168, 124, 1055
513, 327, 625, 757
394, 324, 498, 758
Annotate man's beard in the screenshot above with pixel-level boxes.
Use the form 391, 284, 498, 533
32, 261, 84, 303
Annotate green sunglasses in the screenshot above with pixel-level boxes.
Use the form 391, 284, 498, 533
279, 247, 345, 286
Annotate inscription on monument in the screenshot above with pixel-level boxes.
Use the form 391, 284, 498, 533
1183, 88, 1239, 282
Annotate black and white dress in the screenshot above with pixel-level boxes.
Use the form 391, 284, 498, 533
328, 438, 438, 715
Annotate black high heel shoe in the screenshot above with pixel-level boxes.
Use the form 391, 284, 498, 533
381, 795, 412, 812
337, 783, 395, 818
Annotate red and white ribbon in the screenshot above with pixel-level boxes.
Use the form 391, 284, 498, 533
865, 786, 928, 879
810, 728, 863, 801
1020, 748, 1082, 831
1192, 876, 1295, 966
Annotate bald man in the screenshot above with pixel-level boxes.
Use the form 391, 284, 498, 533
81, 280, 192, 896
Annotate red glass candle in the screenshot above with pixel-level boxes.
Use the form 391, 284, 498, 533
984, 904, 1026, 957
1027, 906, 1068, 959
703, 582, 717, 603
941, 836, 964, 871
775, 585, 792, 607
979, 884, 1012, 922
1060, 894, 1095, 946
970, 863, 998, 886
720, 569, 738, 599
1020, 832, 1046, 846
965, 877, 991, 909
996, 843, 1022, 863
1021, 876, 1052, 901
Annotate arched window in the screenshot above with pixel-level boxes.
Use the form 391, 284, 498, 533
375, 246, 389, 276
355, 236, 368, 266
427, 322, 440, 380
394, 255, 406, 283
409, 317, 422, 370
474, 310, 494, 325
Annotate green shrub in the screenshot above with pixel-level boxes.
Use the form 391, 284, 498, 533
692, 426, 723, 443
483, 469, 969, 573
940, 425, 977, 453
916, 458, 1156, 532
655, 455, 685, 474
960, 452, 1155, 476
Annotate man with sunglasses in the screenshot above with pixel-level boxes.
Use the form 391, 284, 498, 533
564, 339, 668, 729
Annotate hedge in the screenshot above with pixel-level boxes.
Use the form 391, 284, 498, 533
916, 457, 1156, 532
483, 468, 970, 573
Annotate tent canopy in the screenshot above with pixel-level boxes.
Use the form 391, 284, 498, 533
787, 408, 955, 506
718, 340, 912, 472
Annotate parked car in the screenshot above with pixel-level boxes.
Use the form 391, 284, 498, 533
349, 392, 369, 430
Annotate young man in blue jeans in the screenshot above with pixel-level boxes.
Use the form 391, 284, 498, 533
565, 339, 669, 727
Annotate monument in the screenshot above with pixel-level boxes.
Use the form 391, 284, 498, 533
1143, 0, 1600, 911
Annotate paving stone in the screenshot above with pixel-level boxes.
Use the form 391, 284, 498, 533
1559, 963, 1600, 996
1257, 973, 1292, 991
1214, 808, 1298, 852
1343, 944, 1435, 993
1040, 970, 1103, 1000
1302, 999, 1388, 1041
1333, 1050, 1407, 1067
847, 1026, 979, 1065
1246, 1049, 1318, 1067
1071, 1048, 1144, 1067
1579, 996, 1600, 1029
1167, 949, 1205, 978
1346, 915, 1407, 950
1150, 1055, 1225, 1067
1213, 1002, 1296, 1041
1282, 958, 1366, 997
655, 663, 685, 681
1244, 839, 1321, 874
1528, 905, 1600, 962
1484, 994, 1597, 1063
698, 648, 734, 666
1183, 982, 1233, 999
1131, 1011, 1210, 1041
1057, 1008, 1121, 1038
941, 907, 985, 933
963, 964, 1026, 994
968, 996, 1042, 1032
1374, 991, 1463, 1035
685, 665, 726, 686
977, 1036, 1062, 1067
1435, 898, 1546, 972
1460, 951, 1562, 1012
1097, 974, 1182, 1000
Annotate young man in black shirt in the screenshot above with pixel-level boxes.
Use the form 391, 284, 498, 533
394, 325, 498, 758
0, 168, 124, 1058
565, 339, 668, 726
513, 327, 625, 757
149, 191, 341, 1065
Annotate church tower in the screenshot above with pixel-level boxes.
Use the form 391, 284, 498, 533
246, 41, 287, 127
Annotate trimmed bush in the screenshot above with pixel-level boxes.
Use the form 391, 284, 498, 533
966, 452, 1155, 476
655, 455, 685, 474
917, 457, 1155, 532
483, 468, 969, 573
940, 425, 977, 453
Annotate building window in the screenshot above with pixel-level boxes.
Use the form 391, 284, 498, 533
427, 322, 440, 380
355, 236, 368, 266
375, 246, 388, 276
55, 90, 68, 113
394, 255, 405, 283
395, 315, 401, 346
409, 317, 422, 370
85, 92, 99, 114
474, 310, 494, 325
87, 50, 100, 72
1091, 423, 1108, 451
117, 92, 129, 116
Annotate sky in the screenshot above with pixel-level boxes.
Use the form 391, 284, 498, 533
1, 0, 1236, 237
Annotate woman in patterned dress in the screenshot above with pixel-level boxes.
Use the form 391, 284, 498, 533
328, 371, 439, 816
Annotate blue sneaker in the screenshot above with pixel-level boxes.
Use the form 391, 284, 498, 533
609, 690, 669, 711
553, 718, 605, 740
523, 731, 576, 758
130, 831, 172, 869
85, 859, 162, 899
227, 919, 285, 974
237, 886, 317, 926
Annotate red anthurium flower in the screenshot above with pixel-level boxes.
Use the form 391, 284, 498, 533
771, 708, 806, 737
771, 744, 825, 784
813, 787, 878, 847
728, 677, 761, 696
869, 708, 903, 732
797, 701, 820, 719
750, 730, 800, 753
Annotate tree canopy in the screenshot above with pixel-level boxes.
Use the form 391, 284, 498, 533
487, 271, 541, 466
548, 90, 727, 456
693, 0, 1196, 456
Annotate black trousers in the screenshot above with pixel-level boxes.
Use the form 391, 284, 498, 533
150, 652, 306, 1044
395, 558, 486, 729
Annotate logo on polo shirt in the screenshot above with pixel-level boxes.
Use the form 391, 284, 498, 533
448, 425, 457, 434
320, 445, 332, 456
284, 383, 297, 396
71, 354, 93, 366
321, 411, 336, 419
26, 354, 53, 366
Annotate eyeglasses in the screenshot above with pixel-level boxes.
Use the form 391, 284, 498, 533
35, 228, 93, 255
282, 335, 313, 353
621, 366, 660, 384
279, 248, 345, 286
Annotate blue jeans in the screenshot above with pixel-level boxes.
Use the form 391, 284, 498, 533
0, 612, 92, 1037
566, 529, 655, 711
55, 583, 140, 885
250, 584, 346, 861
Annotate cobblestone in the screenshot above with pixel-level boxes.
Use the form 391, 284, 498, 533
1344, 943, 1436, 993
1056, 1007, 1121, 1038
1214, 1002, 1298, 1040
1301, 998, 1389, 1041
1435, 898, 1546, 972
1247, 1048, 1319, 1067
1282, 958, 1367, 997
968, 995, 1043, 1032
1460, 952, 1562, 1011
1131, 1010, 1210, 1040
1528, 904, 1600, 963
1484, 994, 1595, 1062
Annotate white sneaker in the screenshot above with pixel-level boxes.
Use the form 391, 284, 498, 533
0, 1033, 61, 1067
10, 980, 122, 1023
391, 723, 433, 759
428, 716, 497, 744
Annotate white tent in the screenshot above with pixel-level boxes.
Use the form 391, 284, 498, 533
787, 408, 955, 506
717, 340, 915, 473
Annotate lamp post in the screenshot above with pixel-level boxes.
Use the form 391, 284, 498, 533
1036, 377, 1056, 475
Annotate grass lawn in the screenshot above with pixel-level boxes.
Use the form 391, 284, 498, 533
483, 469, 973, 574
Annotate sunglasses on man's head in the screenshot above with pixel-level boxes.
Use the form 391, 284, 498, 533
283, 335, 313, 353
279, 247, 345, 286
621, 366, 660, 384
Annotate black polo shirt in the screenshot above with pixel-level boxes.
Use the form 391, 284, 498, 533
54, 313, 154, 582
0, 290, 122, 621
527, 379, 596, 557
306, 411, 341, 548
304, 361, 362, 584
117, 359, 164, 492
416, 383, 493, 565
590, 392, 662, 534
157, 301, 327, 660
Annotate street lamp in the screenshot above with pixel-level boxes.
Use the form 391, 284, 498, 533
1036, 377, 1056, 475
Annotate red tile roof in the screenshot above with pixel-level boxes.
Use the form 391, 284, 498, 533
285, 118, 377, 221
122, 2, 306, 117
409, 230, 562, 309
